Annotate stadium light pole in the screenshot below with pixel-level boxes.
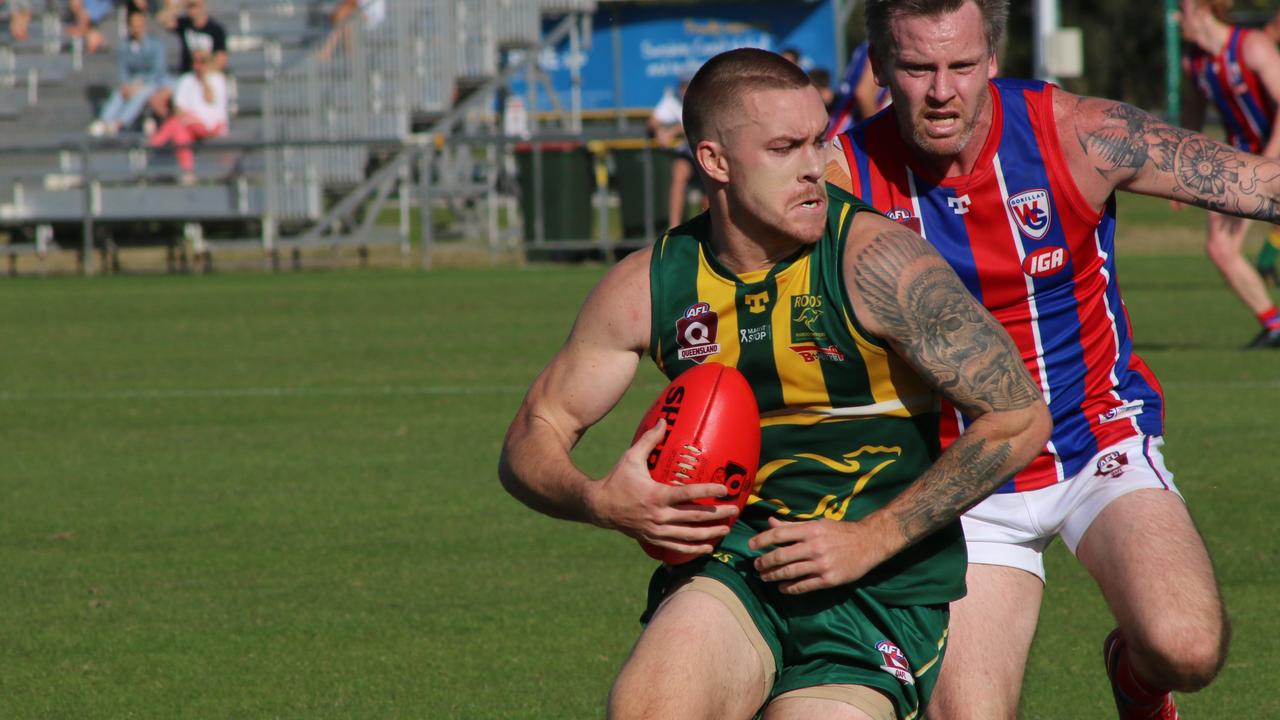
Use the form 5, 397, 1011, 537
1033, 0, 1060, 83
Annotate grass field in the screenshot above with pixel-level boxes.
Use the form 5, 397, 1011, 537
1, 217, 1278, 717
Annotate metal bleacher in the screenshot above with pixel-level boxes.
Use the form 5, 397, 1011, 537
0, 0, 598, 272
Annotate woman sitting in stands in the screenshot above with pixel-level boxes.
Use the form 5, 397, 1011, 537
148, 49, 228, 186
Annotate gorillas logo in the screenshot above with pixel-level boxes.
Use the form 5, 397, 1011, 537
1009, 189, 1052, 240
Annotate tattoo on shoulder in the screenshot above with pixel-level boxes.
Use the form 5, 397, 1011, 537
852, 228, 1042, 414
1076, 97, 1280, 221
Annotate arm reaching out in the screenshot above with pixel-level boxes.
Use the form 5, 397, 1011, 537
498, 249, 740, 558
1060, 90, 1280, 220
751, 212, 1051, 594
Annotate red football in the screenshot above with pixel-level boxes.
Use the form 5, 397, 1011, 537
632, 362, 761, 565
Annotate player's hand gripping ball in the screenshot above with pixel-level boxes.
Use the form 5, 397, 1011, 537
632, 362, 761, 564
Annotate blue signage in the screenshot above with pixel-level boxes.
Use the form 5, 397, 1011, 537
506, 1, 838, 113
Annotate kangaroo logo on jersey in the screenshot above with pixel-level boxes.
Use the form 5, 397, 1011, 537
876, 640, 916, 686
791, 294, 827, 343
1009, 189, 1052, 240
1022, 245, 1070, 277
675, 302, 721, 362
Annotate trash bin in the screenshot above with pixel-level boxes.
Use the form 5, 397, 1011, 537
514, 141, 593, 245
614, 142, 674, 241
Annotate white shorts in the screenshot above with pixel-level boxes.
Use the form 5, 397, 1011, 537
961, 435, 1182, 581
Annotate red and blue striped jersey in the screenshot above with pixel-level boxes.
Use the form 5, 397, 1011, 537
838, 78, 1165, 493
1188, 27, 1276, 153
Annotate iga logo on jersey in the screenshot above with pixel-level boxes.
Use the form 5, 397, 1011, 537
1022, 245, 1069, 277
1009, 189, 1052, 240
676, 302, 721, 362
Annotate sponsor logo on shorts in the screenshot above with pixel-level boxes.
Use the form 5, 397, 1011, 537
1098, 400, 1144, 425
676, 302, 720, 362
1096, 451, 1129, 478
876, 640, 916, 686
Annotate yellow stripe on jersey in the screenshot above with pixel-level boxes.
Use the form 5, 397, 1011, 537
696, 243, 741, 367
769, 255, 833, 411
843, 307, 935, 418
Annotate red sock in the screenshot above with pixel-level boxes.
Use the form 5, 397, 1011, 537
1113, 646, 1170, 705
1259, 306, 1280, 332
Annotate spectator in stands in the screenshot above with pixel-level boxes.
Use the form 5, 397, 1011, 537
4, 0, 82, 45
647, 78, 699, 231
149, 0, 228, 121
90, 9, 168, 137
148, 48, 227, 185
780, 47, 800, 65
66, 0, 112, 53
318, 0, 386, 60
5, 0, 36, 41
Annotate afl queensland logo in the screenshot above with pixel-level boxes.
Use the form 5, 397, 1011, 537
675, 302, 721, 363
1008, 189, 1052, 240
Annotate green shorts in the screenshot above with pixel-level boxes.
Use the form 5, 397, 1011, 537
643, 550, 949, 720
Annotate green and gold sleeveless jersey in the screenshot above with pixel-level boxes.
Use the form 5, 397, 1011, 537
648, 185, 965, 606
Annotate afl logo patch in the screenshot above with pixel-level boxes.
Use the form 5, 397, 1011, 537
885, 207, 922, 234
1009, 189, 1052, 240
675, 302, 721, 363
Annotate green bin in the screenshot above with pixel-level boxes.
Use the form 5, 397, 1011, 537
514, 142, 593, 244
614, 145, 674, 241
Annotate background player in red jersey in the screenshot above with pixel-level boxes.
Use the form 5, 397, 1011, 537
1178, 0, 1280, 347
821, 0, 1280, 716
501, 48, 1048, 720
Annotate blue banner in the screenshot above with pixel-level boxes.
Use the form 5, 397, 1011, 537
506, 1, 838, 114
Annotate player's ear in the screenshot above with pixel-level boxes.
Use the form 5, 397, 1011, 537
696, 139, 729, 184
987, 49, 999, 79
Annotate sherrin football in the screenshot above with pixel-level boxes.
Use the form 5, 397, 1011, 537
632, 362, 761, 565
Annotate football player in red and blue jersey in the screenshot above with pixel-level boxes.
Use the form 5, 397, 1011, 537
1179, 0, 1280, 347
823, 0, 1280, 717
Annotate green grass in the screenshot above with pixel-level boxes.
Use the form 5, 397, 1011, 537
0, 256, 1275, 718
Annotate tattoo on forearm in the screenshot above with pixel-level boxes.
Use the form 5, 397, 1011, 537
852, 228, 1042, 415
893, 434, 1012, 542
1076, 98, 1280, 222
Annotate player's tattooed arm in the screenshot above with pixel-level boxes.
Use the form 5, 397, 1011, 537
845, 219, 1049, 545
1073, 96, 1280, 221
850, 225, 1042, 415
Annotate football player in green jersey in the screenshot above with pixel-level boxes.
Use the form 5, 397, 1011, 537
499, 48, 1050, 720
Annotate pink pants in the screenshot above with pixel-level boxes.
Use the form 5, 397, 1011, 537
149, 113, 226, 172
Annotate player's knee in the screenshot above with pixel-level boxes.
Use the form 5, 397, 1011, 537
1136, 615, 1230, 691
1204, 238, 1241, 267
